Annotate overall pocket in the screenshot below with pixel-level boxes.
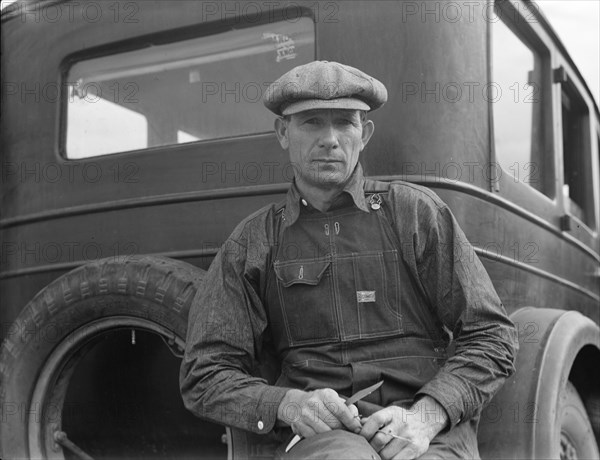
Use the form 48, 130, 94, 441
273, 258, 338, 345
336, 250, 402, 339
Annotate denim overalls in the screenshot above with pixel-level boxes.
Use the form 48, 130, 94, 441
264, 184, 449, 408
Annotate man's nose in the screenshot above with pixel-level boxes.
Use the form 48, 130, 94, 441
318, 124, 339, 149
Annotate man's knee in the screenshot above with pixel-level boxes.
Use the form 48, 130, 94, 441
277, 430, 380, 460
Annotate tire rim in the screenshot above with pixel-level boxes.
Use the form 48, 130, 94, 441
28, 316, 185, 459
560, 431, 578, 460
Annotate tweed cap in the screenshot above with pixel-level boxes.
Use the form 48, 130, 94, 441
264, 61, 387, 116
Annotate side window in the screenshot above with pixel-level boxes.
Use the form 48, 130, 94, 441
561, 81, 594, 227
64, 18, 315, 159
491, 2, 552, 196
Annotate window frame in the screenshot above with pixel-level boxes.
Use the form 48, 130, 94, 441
557, 68, 598, 233
489, 0, 555, 199
57, 8, 317, 161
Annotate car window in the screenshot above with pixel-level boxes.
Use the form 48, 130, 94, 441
491, 3, 551, 196
65, 17, 315, 159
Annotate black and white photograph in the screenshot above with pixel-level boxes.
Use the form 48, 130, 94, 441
1, 1, 599, 459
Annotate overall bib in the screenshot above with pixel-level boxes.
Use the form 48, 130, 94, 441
263, 186, 481, 457
264, 187, 449, 408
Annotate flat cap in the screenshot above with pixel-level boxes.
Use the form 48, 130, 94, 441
264, 61, 388, 116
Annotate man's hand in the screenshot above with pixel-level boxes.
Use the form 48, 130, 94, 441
277, 388, 362, 438
359, 396, 449, 460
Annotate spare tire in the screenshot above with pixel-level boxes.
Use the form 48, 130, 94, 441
0, 255, 209, 460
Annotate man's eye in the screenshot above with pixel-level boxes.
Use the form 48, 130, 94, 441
305, 118, 320, 125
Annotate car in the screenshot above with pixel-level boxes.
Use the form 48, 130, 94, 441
1, 1, 598, 458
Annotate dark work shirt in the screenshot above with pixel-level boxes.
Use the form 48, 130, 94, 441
180, 165, 518, 437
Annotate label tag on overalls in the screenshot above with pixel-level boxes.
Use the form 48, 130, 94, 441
357, 291, 376, 303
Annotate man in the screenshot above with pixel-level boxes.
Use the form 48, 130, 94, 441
180, 61, 518, 459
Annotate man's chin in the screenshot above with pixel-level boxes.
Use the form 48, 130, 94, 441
298, 166, 351, 188
310, 174, 348, 187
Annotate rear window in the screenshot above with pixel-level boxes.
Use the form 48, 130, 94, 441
491, 2, 552, 196
561, 81, 594, 228
64, 18, 315, 159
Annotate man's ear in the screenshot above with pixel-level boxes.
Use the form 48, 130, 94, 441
274, 117, 289, 150
360, 120, 375, 150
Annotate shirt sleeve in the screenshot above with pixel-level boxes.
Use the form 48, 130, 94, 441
408, 197, 518, 429
179, 235, 291, 434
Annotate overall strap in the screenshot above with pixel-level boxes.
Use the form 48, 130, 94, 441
366, 180, 448, 348
273, 197, 287, 247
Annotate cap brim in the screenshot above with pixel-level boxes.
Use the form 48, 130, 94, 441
281, 98, 371, 116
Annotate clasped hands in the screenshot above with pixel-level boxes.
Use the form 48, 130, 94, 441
277, 389, 448, 460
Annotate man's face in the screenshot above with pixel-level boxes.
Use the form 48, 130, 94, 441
275, 109, 374, 190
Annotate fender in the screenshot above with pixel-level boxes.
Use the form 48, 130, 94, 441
478, 307, 600, 459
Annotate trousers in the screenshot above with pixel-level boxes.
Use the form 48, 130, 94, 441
275, 429, 480, 460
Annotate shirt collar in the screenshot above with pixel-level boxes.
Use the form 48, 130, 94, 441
282, 163, 370, 226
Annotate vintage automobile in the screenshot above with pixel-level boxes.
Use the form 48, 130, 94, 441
1, 0, 598, 458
